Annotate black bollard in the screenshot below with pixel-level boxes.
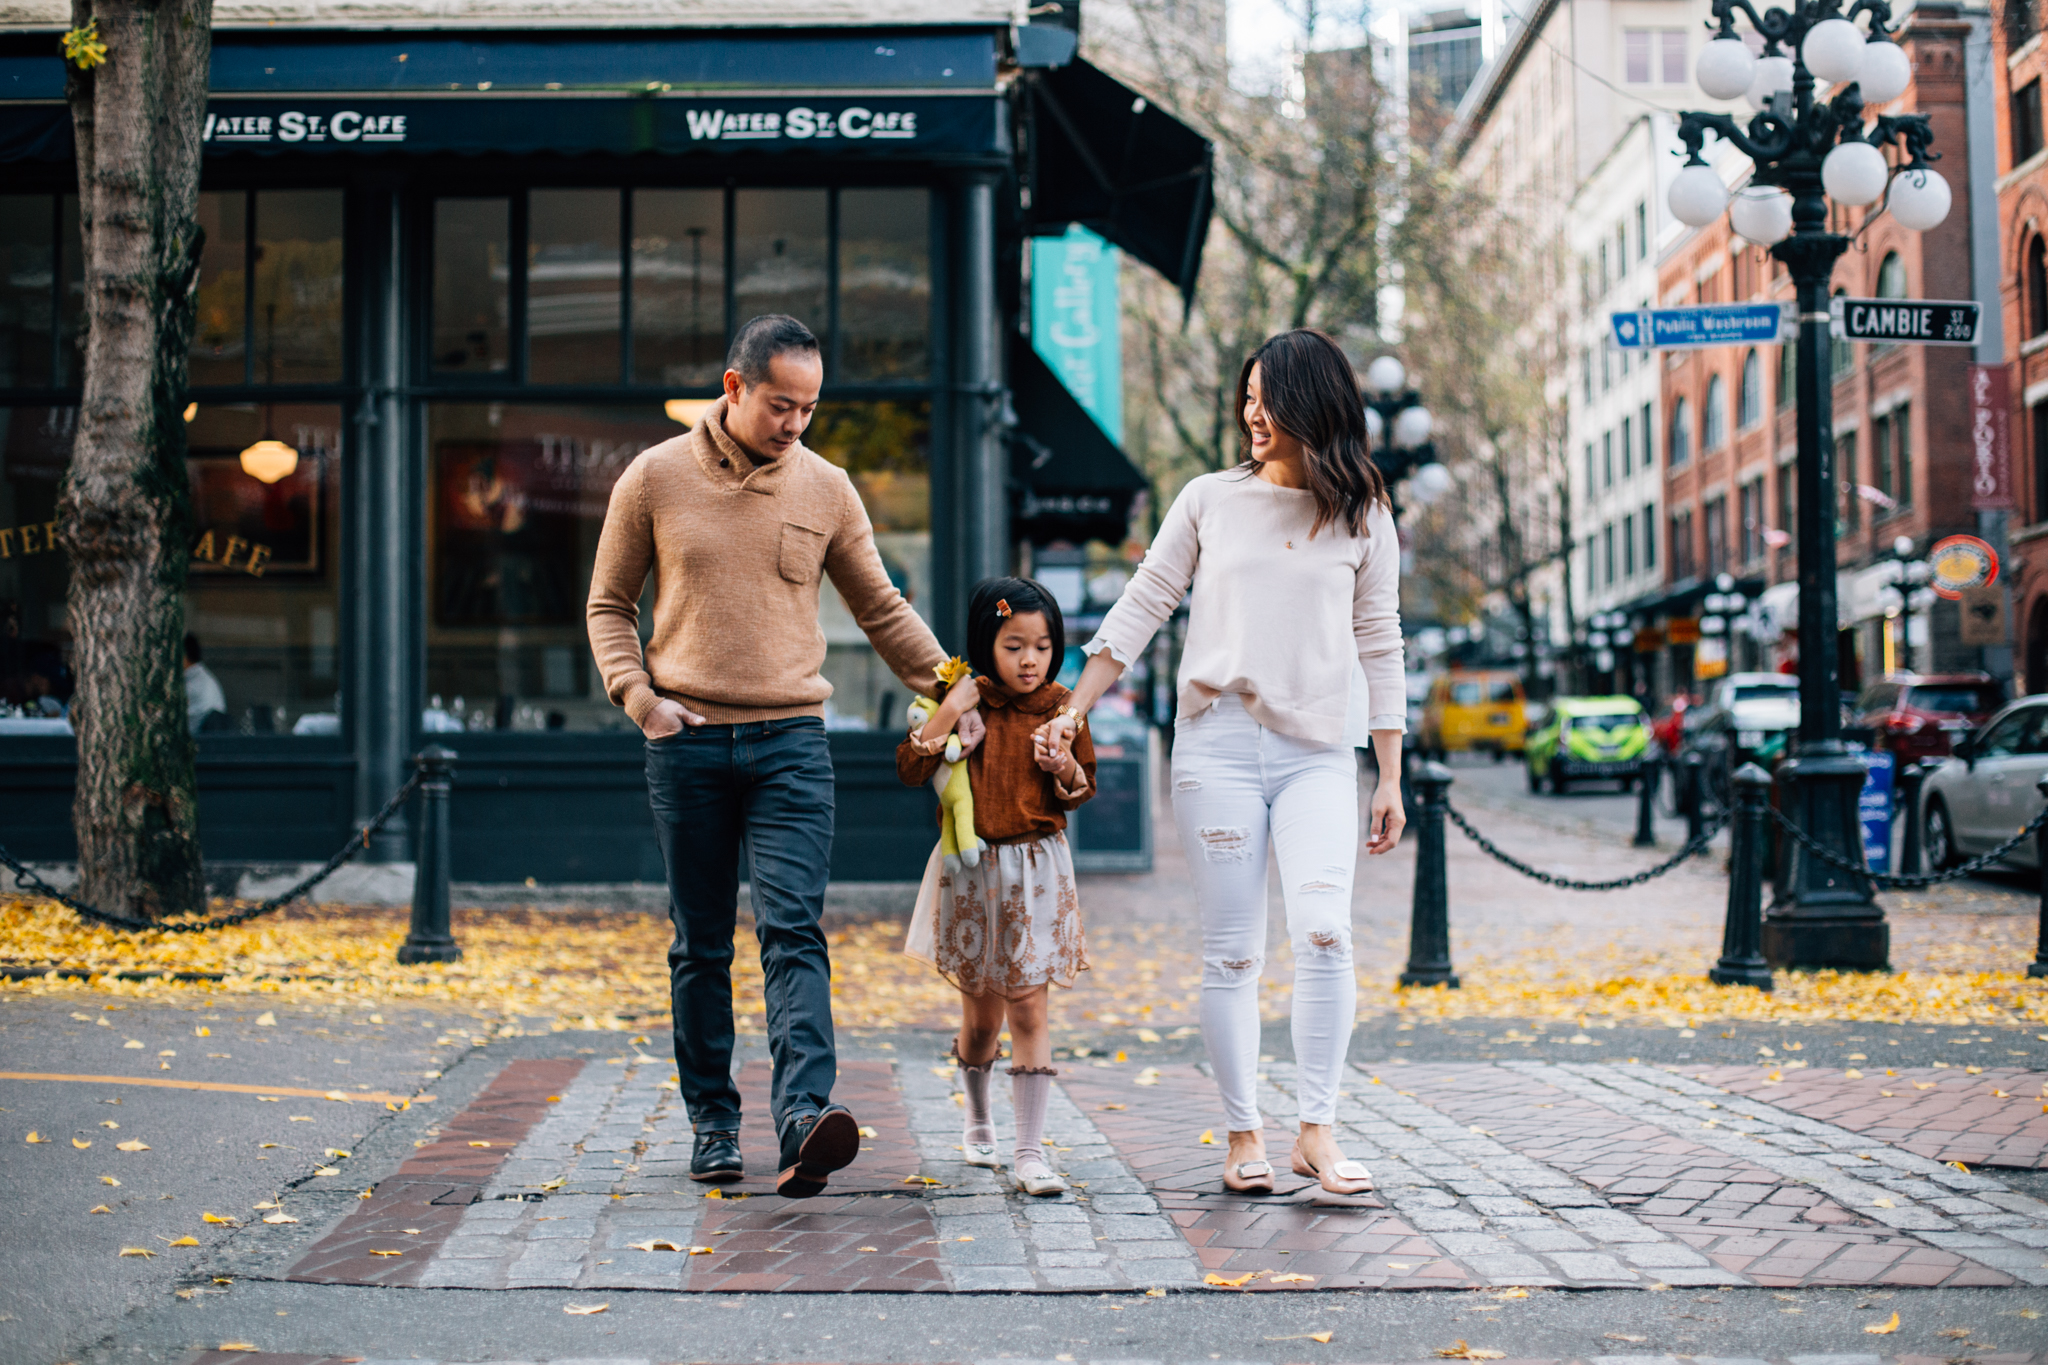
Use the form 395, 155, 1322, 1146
1681, 750, 1706, 845
1897, 762, 1926, 877
1399, 760, 1459, 988
1633, 752, 1658, 848
1710, 762, 1775, 989
398, 745, 462, 965
2032, 774, 2048, 980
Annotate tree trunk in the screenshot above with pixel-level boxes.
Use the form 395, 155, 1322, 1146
59, 0, 213, 920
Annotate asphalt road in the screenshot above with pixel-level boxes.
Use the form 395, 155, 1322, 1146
1431, 750, 1713, 853
6, 993, 2048, 1365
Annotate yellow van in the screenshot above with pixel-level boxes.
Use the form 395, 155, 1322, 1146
1422, 670, 1528, 760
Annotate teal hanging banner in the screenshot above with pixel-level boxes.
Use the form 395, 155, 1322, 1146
1030, 226, 1123, 444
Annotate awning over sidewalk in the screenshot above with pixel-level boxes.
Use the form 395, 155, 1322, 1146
1019, 57, 1212, 308
1009, 335, 1149, 546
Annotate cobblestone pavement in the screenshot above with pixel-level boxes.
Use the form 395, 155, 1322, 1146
244, 1049, 2048, 1298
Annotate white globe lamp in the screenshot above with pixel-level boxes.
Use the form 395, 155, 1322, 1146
1888, 166, 1951, 230
1696, 37, 1759, 100
1365, 355, 1407, 395
1364, 406, 1385, 443
1746, 54, 1795, 111
1858, 40, 1912, 103
1729, 186, 1794, 244
1802, 19, 1866, 85
1821, 139, 1889, 205
1670, 163, 1731, 227
1392, 405, 1434, 449
1411, 462, 1454, 505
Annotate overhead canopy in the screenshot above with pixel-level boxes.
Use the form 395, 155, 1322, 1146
1009, 336, 1149, 547
1021, 57, 1212, 308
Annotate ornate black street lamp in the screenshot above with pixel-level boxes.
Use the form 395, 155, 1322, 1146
1363, 356, 1453, 518
1669, 0, 1950, 970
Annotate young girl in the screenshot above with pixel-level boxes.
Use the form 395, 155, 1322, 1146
897, 576, 1096, 1197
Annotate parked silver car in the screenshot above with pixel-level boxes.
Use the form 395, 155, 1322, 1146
1917, 695, 2048, 870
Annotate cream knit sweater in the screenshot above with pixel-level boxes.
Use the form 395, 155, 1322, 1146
1087, 469, 1406, 745
586, 397, 946, 727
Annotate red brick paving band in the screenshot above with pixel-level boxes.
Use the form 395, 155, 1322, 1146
1700, 1065, 2048, 1170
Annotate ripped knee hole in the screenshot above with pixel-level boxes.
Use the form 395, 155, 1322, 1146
1197, 825, 1252, 862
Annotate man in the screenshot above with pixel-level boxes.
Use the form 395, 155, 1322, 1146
184, 633, 227, 734
587, 314, 963, 1198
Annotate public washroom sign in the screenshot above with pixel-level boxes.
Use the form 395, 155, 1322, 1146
1611, 302, 1793, 350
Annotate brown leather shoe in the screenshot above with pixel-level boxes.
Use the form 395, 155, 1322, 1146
776, 1105, 859, 1198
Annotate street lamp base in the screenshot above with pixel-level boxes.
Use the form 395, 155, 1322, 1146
1765, 745, 1890, 970
1398, 968, 1460, 988
1708, 957, 1774, 989
1761, 917, 1889, 972
397, 937, 463, 965
2029, 959, 2048, 980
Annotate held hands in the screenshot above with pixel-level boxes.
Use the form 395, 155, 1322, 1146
1032, 720, 1080, 784
1365, 778, 1406, 856
642, 697, 707, 739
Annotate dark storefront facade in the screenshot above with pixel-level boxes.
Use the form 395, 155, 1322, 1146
0, 16, 1206, 881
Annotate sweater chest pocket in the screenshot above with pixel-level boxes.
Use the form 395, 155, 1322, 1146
777, 521, 830, 585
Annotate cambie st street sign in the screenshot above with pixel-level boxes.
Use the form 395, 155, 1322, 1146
1830, 297, 1980, 346
1611, 302, 1792, 350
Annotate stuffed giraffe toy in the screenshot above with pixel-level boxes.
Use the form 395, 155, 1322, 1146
906, 656, 983, 872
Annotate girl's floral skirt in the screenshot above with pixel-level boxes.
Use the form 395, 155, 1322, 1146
905, 832, 1089, 999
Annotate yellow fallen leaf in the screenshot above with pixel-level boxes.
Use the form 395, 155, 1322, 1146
1198, 1130, 1217, 1145
1967, 1065, 1984, 1075
1268, 1272, 1316, 1283
403, 1228, 420, 1235
369, 1249, 403, 1257
1914, 1082, 1937, 1090
1949, 1160, 1971, 1172
100, 1176, 120, 1187
201, 1213, 237, 1225
72, 1138, 90, 1149
1872, 1198, 1894, 1208
253, 1202, 278, 1210
1844, 1069, 1863, 1079
1388, 1263, 1413, 1270
1136, 1029, 1161, 1043
857, 1126, 878, 1137
562, 1303, 608, 1315
1115, 1050, 1128, 1062
1100, 1103, 1126, 1111
115, 1140, 149, 1152
1880, 1090, 1896, 1097
902, 1175, 942, 1186
255, 1012, 276, 1025
325, 1149, 350, 1158
258, 1097, 278, 1103
165, 1236, 199, 1247
629, 1239, 684, 1252
1993, 1090, 2011, 1099
956, 1236, 974, 1242
24, 1132, 45, 1144
540, 1178, 566, 1191
703, 1188, 722, 1199
117, 1246, 155, 1258
857, 1246, 879, 1252
1204, 1271, 1259, 1287
1266, 1332, 1334, 1343
688, 1246, 715, 1254
100, 1121, 117, 1129
315, 1167, 341, 1177
1494, 1288, 1530, 1299
468, 1141, 492, 1148
1865, 1311, 1901, 1335
262, 1213, 299, 1224
196, 1027, 210, 1037
123, 1040, 142, 1049
1145, 1287, 1166, 1297
1134, 1066, 1160, 1086
1435, 1344, 1506, 1361
259, 1143, 278, 1149
218, 1344, 258, 1353
89, 1205, 110, 1214
325, 1091, 350, 1102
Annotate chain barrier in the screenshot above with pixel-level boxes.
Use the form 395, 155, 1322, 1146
1444, 800, 1731, 892
0, 771, 423, 933
1767, 802, 2048, 890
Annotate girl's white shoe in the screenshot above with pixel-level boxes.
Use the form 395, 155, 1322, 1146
962, 1140, 1000, 1169
1012, 1156, 1068, 1196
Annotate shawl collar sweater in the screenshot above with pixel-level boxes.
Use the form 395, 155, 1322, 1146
586, 397, 946, 726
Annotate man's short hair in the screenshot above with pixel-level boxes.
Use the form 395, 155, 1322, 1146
726, 314, 820, 387
183, 632, 201, 664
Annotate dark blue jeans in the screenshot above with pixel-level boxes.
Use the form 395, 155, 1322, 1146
645, 716, 836, 1139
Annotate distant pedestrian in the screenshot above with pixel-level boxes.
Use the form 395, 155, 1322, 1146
587, 314, 966, 1198
1041, 328, 1406, 1197
184, 633, 227, 734
897, 577, 1096, 1197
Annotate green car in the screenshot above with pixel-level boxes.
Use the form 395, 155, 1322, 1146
1526, 696, 1651, 793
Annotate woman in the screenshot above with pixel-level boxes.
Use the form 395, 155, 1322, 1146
1037, 328, 1405, 1196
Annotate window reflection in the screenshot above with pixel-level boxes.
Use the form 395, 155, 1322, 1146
0, 197, 54, 389
433, 198, 511, 374
807, 400, 931, 731
838, 189, 930, 381
425, 404, 671, 732
529, 190, 621, 385
734, 190, 828, 342
251, 190, 344, 385
190, 192, 248, 386
632, 189, 725, 387
0, 407, 75, 721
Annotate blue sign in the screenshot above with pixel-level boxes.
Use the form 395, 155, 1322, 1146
1612, 303, 1791, 351
1031, 226, 1123, 443
1856, 749, 1895, 874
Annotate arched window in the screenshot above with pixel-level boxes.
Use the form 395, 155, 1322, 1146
1669, 398, 1691, 467
1876, 251, 1908, 298
1704, 374, 1728, 449
2028, 236, 2048, 339
1831, 286, 1854, 377
1778, 342, 1796, 409
1739, 348, 1763, 428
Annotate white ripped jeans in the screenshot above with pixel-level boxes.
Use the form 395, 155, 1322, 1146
1171, 694, 1358, 1131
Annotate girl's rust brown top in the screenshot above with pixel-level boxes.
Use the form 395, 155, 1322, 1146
895, 677, 1097, 845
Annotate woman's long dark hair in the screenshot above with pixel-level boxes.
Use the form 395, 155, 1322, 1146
1234, 328, 1390, 539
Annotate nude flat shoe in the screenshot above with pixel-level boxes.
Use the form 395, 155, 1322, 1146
1222, 1158, 1276, 1194
1290, 1141, 1374, 1196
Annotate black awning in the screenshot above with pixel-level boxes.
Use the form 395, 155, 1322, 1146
1010, 336, 1149, 547
1021, 58, 1212, 308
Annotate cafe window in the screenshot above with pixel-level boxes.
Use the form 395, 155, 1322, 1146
1, 402, 345, 734
427, 186, 930, 389
421, 399, 932, 734
0, 194, 83, 389
192, 189, 346, 387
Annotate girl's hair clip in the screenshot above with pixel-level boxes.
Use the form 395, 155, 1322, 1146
995, 598, 1012, 618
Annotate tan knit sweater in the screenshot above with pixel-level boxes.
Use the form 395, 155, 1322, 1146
586, 397, 947, 727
